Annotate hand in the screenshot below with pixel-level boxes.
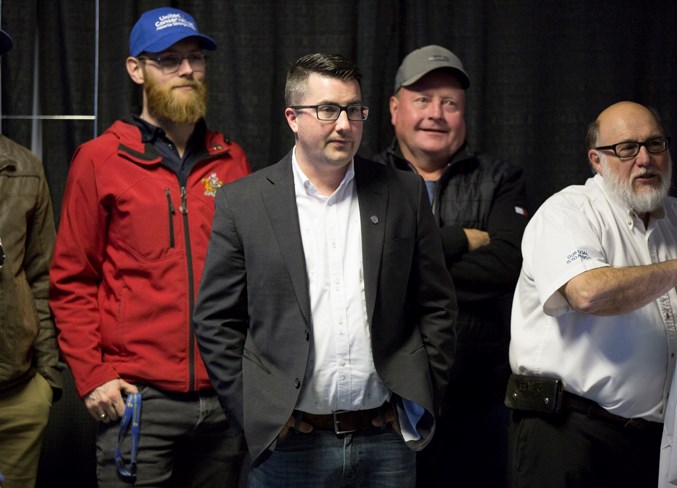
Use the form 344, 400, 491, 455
371, 407, 401, 434
83, 378, 139, 423
464, 228, 490, 251
278, 415, 313, 440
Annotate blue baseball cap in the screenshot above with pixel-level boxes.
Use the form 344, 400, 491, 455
129, 7, 217, 57
0, 29, 13, 55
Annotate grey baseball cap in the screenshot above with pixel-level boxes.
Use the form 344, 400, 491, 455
394, 45, 469, 92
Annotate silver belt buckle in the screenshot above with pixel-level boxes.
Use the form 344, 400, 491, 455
333, 410, 357, 435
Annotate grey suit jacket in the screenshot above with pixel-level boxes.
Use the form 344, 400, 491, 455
194, 152, 457, 464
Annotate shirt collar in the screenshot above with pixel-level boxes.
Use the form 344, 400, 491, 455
132, 115, 165, 143
390, 138, 473, 170
291, 146, 355, 201
131, 115, 207, 148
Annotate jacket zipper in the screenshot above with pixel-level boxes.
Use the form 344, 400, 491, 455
179, 185, 196, 389
174, 153, 229, 390
165, 188, 175, 248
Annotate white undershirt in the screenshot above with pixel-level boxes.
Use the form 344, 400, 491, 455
291, 148, 390, 414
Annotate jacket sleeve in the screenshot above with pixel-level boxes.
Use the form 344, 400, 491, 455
49, 145, 118, 398
440, 164, 529, 304
193, 187, 248, 433
26, 166, 63, 400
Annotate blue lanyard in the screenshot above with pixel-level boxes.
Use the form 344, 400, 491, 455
115, 392, 142, 481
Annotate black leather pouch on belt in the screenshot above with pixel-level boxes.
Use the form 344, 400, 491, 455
504, 374, 563, 414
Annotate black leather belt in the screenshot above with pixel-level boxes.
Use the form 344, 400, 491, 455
296, 402, 392, 435
505, 374, 661, 432
561, 392, 661, 431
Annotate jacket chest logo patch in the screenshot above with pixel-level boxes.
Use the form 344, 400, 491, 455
202, 172, 223, 197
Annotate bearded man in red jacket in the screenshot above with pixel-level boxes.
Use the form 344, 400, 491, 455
49, 7, 251, 486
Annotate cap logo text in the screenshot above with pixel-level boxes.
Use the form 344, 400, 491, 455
155, 14, 196, 32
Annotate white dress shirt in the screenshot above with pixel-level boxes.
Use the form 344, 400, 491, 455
510, 174, 677, 421
291, 150, 390, 414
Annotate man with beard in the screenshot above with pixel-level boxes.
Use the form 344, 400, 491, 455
49, 7, 251, 486
507, 101, 677, 487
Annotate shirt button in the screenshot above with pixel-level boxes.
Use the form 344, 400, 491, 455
294, 378, 301, 389
305, 329, 310, 341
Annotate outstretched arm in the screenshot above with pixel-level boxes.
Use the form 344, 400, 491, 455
562, 260, 677, 316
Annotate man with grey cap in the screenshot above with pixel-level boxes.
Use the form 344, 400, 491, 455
49, 7, 251, 486
0, 27, 63, 488
374, 45, 529, 487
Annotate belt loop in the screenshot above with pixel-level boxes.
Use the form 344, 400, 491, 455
376, 402, 388, 430
293, 410, 304, 431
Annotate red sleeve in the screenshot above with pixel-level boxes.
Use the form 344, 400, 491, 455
49, 142, 119, 398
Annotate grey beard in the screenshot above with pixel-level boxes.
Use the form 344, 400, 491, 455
600, 156, 671, 214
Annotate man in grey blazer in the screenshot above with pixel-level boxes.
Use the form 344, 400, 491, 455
194, 52, 457, 487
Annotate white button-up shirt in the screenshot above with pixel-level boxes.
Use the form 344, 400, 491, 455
510, 174, 677, 421
291, 150, 390, 414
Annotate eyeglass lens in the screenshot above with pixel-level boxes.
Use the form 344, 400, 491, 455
317, 104, 368, 121
615, 138, 669, 158
144, 54, 207, 73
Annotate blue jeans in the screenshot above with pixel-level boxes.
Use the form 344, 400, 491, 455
248, 427, 415, 488
96, 385, 245, 487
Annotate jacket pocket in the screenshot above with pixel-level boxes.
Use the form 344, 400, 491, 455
242, 347, 271, 375
113, 181, 182, 261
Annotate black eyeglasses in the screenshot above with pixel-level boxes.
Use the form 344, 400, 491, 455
594, 136, 671, 160
290, 104, 369, 121
137, 53, 208, 74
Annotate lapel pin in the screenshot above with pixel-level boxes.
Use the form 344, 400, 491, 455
370, 215, 379, 224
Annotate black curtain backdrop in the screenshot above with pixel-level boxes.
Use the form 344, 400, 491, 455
1, 0, 676, 485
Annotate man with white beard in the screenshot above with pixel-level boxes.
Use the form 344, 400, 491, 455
49, 7, 251, 486
507, 101, 677, 487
